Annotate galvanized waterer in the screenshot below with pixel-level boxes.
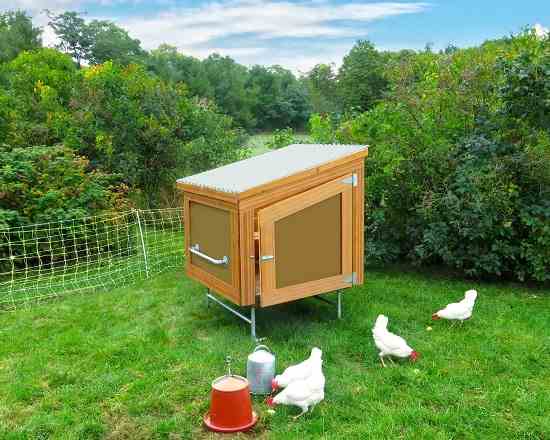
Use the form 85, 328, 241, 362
246, 345, 275, 395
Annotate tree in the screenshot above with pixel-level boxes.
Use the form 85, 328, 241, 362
47, 11, 93, 67
0, 10, 42, 64
337, 40, 389, 112
0, 48, 79, 147
86, 20, 145, 65
247, 65, 310, 129
47, 11, 145, 67
304, 63, 339, 114
146, 45, 210, 96
201, 54, 256, 129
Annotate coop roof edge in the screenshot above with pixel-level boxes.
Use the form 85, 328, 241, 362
177, 143, 368, 196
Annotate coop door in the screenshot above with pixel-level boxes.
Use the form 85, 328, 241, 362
258, 175, 353, 307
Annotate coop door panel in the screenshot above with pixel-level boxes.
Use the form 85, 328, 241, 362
185, 196, 240, 302
258, 175, 353, 307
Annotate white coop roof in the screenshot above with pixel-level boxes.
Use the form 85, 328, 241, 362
177, 143, 368, 195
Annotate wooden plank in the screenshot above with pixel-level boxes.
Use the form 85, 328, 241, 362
341, 184, 353, 279
258, 174, 352, 224
176, 181, 238, 204
240, 159, 364, 211
187, 264, 241, 303
261, 274, 351, 307
354, 165, 365, 285
239, 209, 256, 306
238, 148, 368, 200
185, 192, 237, 212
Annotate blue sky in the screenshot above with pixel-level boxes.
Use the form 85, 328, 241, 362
3, 0, 549, 73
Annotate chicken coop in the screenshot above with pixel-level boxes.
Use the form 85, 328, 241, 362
176, 143, 368, 337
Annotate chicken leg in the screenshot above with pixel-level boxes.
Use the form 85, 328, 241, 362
379, 354, 387, 368
292, 407, 309, 420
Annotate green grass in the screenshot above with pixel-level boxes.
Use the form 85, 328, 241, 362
1, 267, 549, 439
247, 132, 311, 156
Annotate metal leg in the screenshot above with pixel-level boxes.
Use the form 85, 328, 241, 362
337, 291, 342, 319
206, 288, 210, 308
205, 290, 258, 339
251, 307, 256, 340
312, 290, 343, 319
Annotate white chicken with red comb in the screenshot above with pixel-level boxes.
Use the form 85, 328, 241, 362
266, 358, 325, 419
372, 315, 419, 367
271, 347, 322, 391
432, 289, 478, 323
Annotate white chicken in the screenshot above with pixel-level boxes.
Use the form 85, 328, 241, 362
271, 347, 322, 391
372, 315, 419, 367
432, 289, 478, 323
267, 359, 325, 419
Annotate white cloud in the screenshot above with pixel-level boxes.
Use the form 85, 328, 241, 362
534, 23, 548, 38
1, 0, 428, 73
122, 0, 428, 48
119, 0, 427, 72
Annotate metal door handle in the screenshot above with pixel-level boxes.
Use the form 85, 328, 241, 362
190, 244, 229, 265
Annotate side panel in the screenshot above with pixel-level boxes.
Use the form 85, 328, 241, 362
184, 192, 240, 304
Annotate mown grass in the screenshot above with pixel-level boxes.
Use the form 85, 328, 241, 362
247, 133, 311, 156
0, 267, 549, 439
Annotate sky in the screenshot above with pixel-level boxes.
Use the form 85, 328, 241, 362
2, 0, 549, 73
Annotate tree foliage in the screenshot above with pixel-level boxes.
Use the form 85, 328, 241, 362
47, 11, 145, 67
337, 40, 389, 112
330, 32, 550, 282
0, 10, 41, 64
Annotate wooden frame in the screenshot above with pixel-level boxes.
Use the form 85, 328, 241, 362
178, 146, 368, 308
257, 175, 353, 306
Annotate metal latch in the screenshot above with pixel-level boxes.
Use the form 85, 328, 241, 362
260, 255, 274, 262
341, 174, 358, 187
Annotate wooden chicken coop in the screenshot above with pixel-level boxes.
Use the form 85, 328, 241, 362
176, 144, 368, 337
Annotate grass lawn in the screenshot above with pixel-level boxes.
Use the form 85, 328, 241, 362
1, 267, 549, 439
247, 133, 311, 156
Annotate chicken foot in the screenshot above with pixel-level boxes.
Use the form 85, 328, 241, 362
379, 355, 387, 368
292, 408, 309, 420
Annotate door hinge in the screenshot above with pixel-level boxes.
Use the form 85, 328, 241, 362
342, 173, 358, 187
344, 272, 357, 284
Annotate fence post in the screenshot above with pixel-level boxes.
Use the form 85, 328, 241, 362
135, 209, 149, 278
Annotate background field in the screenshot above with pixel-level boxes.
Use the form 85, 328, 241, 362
1, 268, 548, 439
246, 133, 311, 156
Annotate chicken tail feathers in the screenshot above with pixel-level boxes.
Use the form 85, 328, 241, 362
374, 314, 389, 330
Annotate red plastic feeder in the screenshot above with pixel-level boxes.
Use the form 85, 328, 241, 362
204, 374, 258, 433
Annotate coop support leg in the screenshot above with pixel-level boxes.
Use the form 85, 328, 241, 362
312, 290, 343, 319
205, 291, 258, 338
206, 288, 210, 308
251, 307, 256, 340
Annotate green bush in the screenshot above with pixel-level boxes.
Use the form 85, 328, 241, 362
0, 51, 249, 209
266, 127, 295, 149
309, 113, 337, 143
334, 32, 550, 282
